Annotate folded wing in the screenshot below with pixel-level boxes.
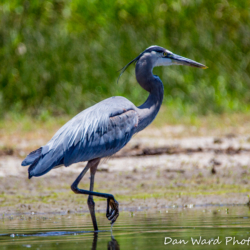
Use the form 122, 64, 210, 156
22, 97, 139, 178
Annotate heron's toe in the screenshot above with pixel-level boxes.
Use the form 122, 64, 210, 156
110, 212, 119, 225
106, 198, 119, 224
107, 210, 116, 220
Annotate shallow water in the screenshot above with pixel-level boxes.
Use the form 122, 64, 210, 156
1, 205, 250, 249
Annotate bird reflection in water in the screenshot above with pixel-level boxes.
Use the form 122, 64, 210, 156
91, 232, 120, 250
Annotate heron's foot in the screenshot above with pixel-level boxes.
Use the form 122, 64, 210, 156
106, 197, 119, 225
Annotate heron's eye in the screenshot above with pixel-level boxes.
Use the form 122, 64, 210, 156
163, 52, 168, 57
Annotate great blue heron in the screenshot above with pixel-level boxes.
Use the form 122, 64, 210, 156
22, 45, 207, 231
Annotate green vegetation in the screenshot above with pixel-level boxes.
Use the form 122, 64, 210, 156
0, 177, 248, 208
0, 0, 250, 118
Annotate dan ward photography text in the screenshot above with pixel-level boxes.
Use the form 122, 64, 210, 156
164, 236, 250, 245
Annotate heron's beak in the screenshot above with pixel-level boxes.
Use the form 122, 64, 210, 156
170, 54, 207, 69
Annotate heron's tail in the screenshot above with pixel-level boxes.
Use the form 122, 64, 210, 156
22, 145, 64, 179
22, 147, 44, 179
21, 147, 42, 167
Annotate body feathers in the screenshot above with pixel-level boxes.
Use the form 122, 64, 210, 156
22, 96, 139, 178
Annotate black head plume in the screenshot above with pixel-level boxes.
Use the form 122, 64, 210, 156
117, 54, 142, 83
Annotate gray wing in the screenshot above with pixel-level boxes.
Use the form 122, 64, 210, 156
23, 97, 139, 177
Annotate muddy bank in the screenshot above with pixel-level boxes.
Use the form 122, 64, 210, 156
0, 125, 250, 216
0, 163, 249, 217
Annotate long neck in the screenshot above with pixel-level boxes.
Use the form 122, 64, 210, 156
135, 57, 164, 133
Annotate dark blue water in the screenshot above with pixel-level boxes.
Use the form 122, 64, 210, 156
0, 205, 250, 249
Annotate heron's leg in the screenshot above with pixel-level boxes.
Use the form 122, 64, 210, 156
71, 158, 119, 227
88, 159, 100, 231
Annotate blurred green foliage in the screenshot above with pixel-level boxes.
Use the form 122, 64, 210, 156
0, 0, 250, 118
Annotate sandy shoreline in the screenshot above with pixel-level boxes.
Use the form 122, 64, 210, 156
0, 125, 250, 217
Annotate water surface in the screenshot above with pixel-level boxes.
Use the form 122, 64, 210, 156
0, 205, 250, 249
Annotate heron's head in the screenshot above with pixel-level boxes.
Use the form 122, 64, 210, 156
118, 45, 207, 82
143, 45, 207, 69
